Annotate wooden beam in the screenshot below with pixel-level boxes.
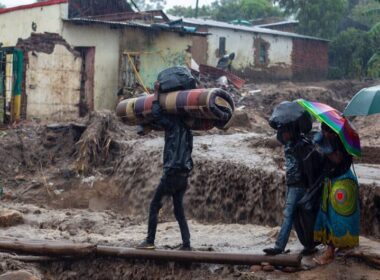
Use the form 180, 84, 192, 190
0, 239, 301, 267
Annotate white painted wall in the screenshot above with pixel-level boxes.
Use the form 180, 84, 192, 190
207, 27, 255, 69
0, 3, 66, 47
26, 44, 82, 119
62, 23, 121, 111
206, 27, 293, 70
261, 34, 292, 67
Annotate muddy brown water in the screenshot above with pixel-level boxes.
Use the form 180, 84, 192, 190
1, 104, 380, 279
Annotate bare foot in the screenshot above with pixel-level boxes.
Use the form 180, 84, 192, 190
313, 246, 335, 265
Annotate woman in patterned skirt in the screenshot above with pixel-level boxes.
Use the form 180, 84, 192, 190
313, 123, 360, 265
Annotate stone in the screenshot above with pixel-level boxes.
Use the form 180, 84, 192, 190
250, 265, 262, 272
262, 265, 275, 272
282, 266, 299, 273
0, 270, 40, 280
0, 210, 24, 227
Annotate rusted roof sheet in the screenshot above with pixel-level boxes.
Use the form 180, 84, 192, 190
199, 64, 246, 89
63, 18, 208, 36
88, 10, 170, 23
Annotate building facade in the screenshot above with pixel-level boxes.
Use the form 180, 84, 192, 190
177, 18, 329, 82
0, 0, 199, 121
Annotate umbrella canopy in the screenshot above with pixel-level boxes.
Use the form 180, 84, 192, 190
297, 99, 361, 157
269, 101, 312, 133
343, 85, 380, 116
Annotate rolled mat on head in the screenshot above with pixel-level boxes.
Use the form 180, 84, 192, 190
116, 88, 235, 130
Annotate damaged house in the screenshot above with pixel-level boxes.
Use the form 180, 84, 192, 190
174, 17, 329, 82
0, 0, 204, 122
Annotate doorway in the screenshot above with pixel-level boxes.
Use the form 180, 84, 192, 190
75, 47, 95, 117
0, 48, 24, 124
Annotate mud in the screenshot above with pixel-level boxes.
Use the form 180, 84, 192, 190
0, 80, 380, 278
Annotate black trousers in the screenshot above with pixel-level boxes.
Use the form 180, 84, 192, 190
146, 171, 190, 246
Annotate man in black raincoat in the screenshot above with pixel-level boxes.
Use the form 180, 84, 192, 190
264, 114, 323, 255
137, 83, 193, 251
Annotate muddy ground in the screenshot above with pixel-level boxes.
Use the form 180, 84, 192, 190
0, 80, 379, 279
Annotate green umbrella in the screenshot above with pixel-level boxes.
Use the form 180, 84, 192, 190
343, 85, 380, 116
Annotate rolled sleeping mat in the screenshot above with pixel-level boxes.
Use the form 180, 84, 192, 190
116, 88, 235, 130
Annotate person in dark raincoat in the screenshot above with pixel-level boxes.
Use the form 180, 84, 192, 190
263, 121, 321, 255
137, 82, 193, 251
217, 53, 235, 71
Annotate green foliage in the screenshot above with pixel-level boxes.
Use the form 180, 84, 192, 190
368, 22, 380, 47
351, 1, 380, 27
0, 2, 4, 9
134, 0, 167, 10
212, 0, 282, 21
329, 28, 375, 78
327, 66, 345, 80
167, 5, 212, 18
367, 52, 380, 78
275, 0, 348, 39
167, 0, 282, 22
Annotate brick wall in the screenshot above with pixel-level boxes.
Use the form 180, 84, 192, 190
292, 39, 328, 81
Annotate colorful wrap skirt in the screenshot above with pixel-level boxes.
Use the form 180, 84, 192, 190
116, 88, 235, 130
314, 169, 360, 248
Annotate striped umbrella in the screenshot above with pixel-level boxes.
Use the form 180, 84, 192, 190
297, 99, 361, 157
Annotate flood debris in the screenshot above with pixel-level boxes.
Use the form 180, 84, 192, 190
0, 210, 23, 228
0, 80, 379, 278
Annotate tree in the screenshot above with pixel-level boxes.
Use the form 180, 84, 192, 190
211, 0, 282, 22
351, 0, 380, 28
167, 0, 282, 22
329, 28, 375, 78
134, 0, 167, 10
167, 5, 212, 18
0, 3, 5, 8
274, 0, 348, 39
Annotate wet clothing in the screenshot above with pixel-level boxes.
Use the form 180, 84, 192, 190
147, 172, 190, 246
152, 100, 193, 173
146, 100, 192, 246
275, 187, 306, 251
274, 136, 322, 251
314, 169, 360, 248
284, 137, 314, 188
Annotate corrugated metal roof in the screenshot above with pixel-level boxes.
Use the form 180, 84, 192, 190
170, 16, 328, 42
256, 20, 299, 28
63, 18, 208, 36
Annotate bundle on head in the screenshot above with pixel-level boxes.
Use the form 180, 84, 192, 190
116, 88, 235, 130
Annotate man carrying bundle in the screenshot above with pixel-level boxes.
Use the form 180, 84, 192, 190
137, 67, 195, 251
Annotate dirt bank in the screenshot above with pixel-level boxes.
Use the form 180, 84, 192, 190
0, 80, 380, 279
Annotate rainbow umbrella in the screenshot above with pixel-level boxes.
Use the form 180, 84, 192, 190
297, 99, 361, 157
